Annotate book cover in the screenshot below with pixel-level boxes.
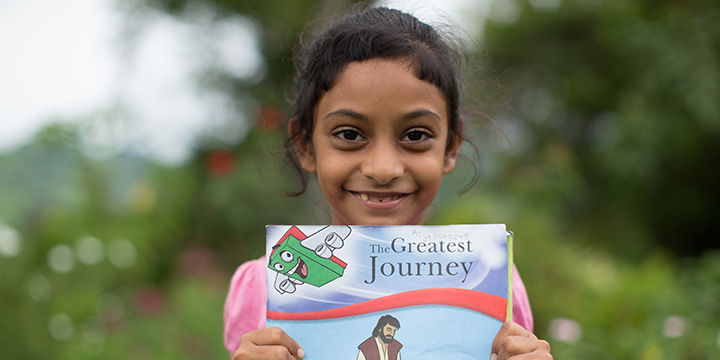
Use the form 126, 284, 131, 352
265, 224, 512, 360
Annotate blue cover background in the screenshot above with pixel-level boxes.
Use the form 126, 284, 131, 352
267, 305, 502, 360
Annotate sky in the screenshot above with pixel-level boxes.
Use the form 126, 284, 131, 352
0, 0, 493, 164
0, 0, 119, 152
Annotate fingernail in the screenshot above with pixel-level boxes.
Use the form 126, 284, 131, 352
490, 353, 497, 360
297, 347, 305, 359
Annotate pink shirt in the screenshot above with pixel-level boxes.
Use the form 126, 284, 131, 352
223, 256, 534, 354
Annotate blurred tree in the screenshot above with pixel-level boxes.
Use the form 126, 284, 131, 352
115, 0, 365, 264
132, 0, 359, 108
483, 0, 720, 257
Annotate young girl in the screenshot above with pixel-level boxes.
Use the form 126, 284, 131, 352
225, 7, 552, 360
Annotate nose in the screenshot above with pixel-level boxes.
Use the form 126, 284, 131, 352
360, 143, 404, 184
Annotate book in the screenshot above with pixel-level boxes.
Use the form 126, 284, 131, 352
265, 224, 513, 360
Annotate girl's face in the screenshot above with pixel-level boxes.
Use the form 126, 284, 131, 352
295, 58, 460, 225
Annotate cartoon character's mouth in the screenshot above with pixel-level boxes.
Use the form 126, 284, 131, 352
289, 258, 308, 279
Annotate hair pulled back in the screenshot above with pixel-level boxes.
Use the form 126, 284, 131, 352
285, 6, 467, 195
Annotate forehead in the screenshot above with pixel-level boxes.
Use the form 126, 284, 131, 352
316, 58, 448, 121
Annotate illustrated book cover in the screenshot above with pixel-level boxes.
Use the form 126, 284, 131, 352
265, 224, 513, 360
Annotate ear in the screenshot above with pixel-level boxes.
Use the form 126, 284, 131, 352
443, 132, 462, 175
288, 116, 317, 173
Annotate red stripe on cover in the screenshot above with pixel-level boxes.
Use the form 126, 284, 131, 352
267, 288, 507, 322
330, 256, 347, 269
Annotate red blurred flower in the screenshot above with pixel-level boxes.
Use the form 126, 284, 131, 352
205, 150, 235, 177
256, 105, 283, 131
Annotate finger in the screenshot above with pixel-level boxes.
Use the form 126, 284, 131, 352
238, 327, 305, 359
491, 321, 532, 356
496, 336, 538, 359
234, 345, 301, 360
497, 337, 552, 360
249, 345, 305, 360
255, 327, 302, 352
504, 353, 553, 360
503, 349, 553, 360
491, 321, 510, 355
259, 327, 305, 359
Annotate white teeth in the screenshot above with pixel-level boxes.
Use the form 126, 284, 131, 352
361, 193, 368, 201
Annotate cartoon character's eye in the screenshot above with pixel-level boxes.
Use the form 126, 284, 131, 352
280, 251, 294, 263
273, 263, 285, 271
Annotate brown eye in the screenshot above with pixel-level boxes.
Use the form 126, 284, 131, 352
403, 130, 430, 141
335, 129, 363, 141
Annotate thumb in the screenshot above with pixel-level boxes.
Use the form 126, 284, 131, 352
294, 346, 305, 359
491, 321, 514, 357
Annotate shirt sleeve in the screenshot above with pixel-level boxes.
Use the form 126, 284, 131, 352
223, 256, 268, 354
511, 264, 534, 332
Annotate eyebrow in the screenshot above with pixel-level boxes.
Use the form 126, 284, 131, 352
324, 109, 442, 122
402, 110, 442, 122
325, 109, 367, 121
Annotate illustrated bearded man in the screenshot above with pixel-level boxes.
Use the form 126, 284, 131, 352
357, 315, 402, 360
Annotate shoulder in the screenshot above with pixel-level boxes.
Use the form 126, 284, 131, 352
512, 264, 534, 332
226, 256, 268, 305
223, 256, 268, 353
358, 337, 376, 350
229, 256, 267, 288
390, 339, 403, 350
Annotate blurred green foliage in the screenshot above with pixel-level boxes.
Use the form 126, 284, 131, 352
482, 0, 720, 258
1, 0, 719, 359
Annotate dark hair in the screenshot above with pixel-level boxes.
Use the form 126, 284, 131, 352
284, 6, 473, 195
372, 315, 400, 337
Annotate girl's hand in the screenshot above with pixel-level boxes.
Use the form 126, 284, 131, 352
233, 327, 305, 360
491, 321, 552, 360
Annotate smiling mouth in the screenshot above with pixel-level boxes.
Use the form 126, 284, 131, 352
288, 258, 308, 279
352, 192, 408, 203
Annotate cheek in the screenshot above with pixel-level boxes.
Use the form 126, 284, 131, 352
315, 149, 357, 179
316, 158, 343, 181
414, 154, 446, 183
314, 159, 351, 199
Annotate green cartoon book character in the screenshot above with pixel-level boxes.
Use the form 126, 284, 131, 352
268, 225, 350, 294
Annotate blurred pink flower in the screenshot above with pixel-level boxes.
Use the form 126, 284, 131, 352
135, 287, 165, 316
179, 246, 216, 277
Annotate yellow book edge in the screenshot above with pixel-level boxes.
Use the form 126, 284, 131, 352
506, 230, 514, 323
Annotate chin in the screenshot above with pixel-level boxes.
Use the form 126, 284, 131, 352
358, 215, 422, 226
332, 205, 425, 226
